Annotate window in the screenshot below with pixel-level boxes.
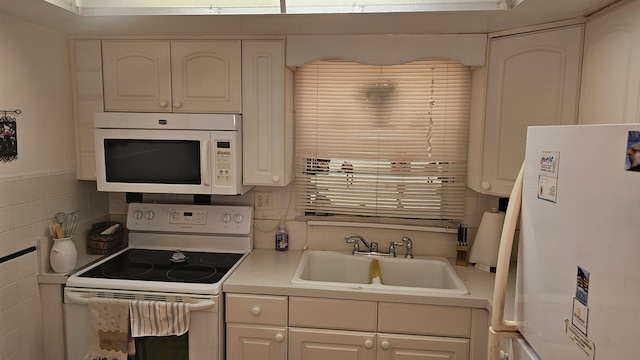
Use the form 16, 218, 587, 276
295, 59, 470, 224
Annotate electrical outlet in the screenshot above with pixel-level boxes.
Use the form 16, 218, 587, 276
255, 192, 273, 210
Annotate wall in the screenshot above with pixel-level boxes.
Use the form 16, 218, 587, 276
0, 13, 110, 360
109, 185, 498, 257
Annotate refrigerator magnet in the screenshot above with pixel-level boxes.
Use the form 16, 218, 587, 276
539, 151, 560, 177
538, 151, 560, 202
572, 297, 589, 335
625, 131, 640, 171
576, 266, 590, 305
565, 319, 596, 360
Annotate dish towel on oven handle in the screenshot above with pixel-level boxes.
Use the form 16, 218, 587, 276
86, 297, 135, 360
129, 300, 190, 337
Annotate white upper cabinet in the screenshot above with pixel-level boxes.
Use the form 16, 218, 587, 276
242, 40, 294, 186
102, 40, 241, 113
580, 1, 640, 124
467, 25, 583, 196
71, 40, 104, 180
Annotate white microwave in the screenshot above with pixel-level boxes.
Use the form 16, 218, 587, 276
94, 112, 252, 195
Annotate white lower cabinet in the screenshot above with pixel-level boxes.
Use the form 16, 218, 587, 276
377, 334, 469, 360
226, 294, 481, 360
289, 328, 376, 360
289, 330, 468, 360
227, 324, 288, 360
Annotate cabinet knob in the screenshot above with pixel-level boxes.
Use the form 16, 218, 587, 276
380, 341, 390, 350
481, 181, 491, 190
251, 307, 261, 316
272, 175, 280, 183
364, 340, 374, 349
159, 101, 168, 108
499, 350, 509, 360
274, 333, 284, 343
174, 101, 182, 108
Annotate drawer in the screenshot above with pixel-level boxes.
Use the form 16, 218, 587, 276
378, 302, 471, 337
289, 297, 377, 331
226, 294, 288, 326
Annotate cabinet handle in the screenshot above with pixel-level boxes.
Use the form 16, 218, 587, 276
380, 341, 390, 350
364, 340, 373, 349
481, 181, 491, 190
272, 175, 280, 183
274, 333, 284, 343
159, 101, 168, 108
251, 307, 261, 316
174, 101, 182, 108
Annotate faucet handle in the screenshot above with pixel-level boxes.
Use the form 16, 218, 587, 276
401, 237, 414, 259
388, 241, 404, 257
345, 235, 361, 253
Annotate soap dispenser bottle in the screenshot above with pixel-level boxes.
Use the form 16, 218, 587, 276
275, 223, 289, 251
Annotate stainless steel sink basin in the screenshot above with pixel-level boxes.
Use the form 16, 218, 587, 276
291, 250, 469, 295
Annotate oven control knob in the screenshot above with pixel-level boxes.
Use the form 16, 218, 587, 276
145, 211, 155, 220
234, 214, 244, 223
133, 210, 144, 220
222, 214, 232, 223
251, 307, 261, 316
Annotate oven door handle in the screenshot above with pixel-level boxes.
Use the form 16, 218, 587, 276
65, 292, 216, 311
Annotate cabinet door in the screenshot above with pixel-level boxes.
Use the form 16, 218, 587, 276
102, 40, 172, 112
377, 334, 469, 360
227, 324, 287, 360
478, 25, 582, 196
289, 328, 376, 360
171, 40, 241, 113
71, 40, 103, 180
580, 0, 640, 124
242, 40, 294, 186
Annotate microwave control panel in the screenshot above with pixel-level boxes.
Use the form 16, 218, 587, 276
215, 140, 232, 186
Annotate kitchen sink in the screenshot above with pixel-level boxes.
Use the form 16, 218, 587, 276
291, 250, 469, 295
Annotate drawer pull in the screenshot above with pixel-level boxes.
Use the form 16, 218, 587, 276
380, 341, 390, 350
275, 333, 284, 343
364, 340, 373, 349
251, 306, 261, 316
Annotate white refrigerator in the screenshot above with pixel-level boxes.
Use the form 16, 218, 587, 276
489, 124, 640, 360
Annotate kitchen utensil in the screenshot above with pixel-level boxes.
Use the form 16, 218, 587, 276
52, 223, 65, 239
54, 211, 67, 225
64, 212, 78, 237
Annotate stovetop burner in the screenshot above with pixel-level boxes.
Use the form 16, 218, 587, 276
79, 249, 244, 284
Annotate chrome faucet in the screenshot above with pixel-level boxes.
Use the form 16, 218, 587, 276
388, 241, 404, 257
344, 235, 377, 253
345, 235, 412, 258
402, 237, 414, 258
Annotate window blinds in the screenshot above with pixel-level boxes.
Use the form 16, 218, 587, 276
295, 59, 470, 221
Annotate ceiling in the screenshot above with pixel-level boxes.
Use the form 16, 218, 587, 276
0, 0, 625, 36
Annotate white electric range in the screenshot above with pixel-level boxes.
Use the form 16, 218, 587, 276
64, 202, 252, 360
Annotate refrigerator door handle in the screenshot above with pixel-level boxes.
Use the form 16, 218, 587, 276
488, 163, 524, 360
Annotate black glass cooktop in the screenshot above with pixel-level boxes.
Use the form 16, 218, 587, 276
79, 249, 244, 284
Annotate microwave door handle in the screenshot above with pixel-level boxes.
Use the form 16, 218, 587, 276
202, 140, 211, 186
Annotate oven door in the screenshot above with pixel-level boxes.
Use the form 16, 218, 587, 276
64, 288, 223, 360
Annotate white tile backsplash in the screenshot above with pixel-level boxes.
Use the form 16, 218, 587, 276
0, 170, 110, 360
12, 204, 31, 229
10, 181, 29, 206
0, 184, 11, 208
28, 178, 48, 202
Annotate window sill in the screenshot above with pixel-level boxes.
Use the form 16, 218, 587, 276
305, 220, 457, 234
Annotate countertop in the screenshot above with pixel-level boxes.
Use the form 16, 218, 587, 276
36, 235, 121, 285
224, 249, 516, 314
